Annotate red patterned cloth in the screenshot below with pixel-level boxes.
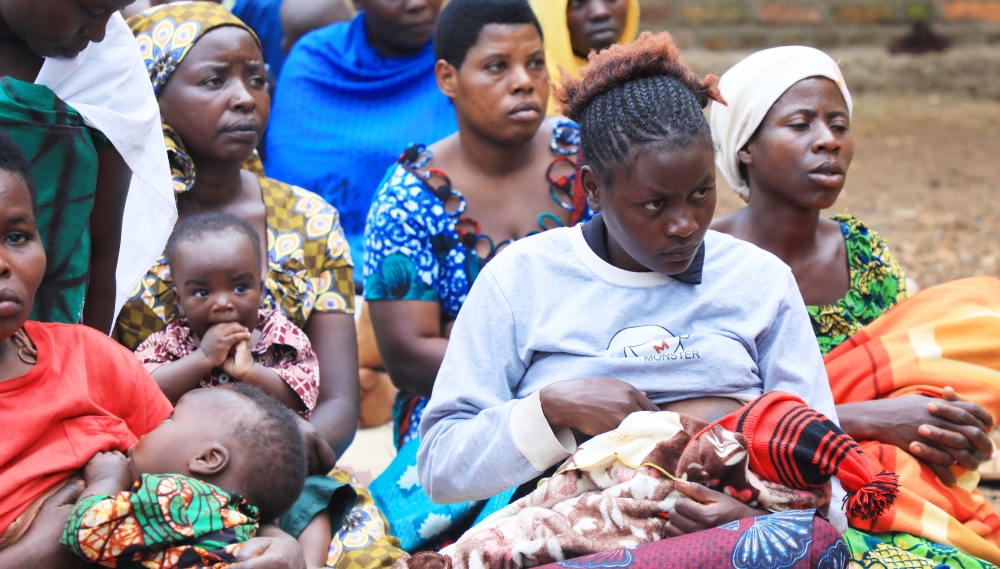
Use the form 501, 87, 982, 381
135, 307, 319, 414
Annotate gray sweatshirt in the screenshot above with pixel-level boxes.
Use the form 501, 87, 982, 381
418, 224, 845, 527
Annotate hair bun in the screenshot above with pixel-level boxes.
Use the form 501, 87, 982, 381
556, 32, 725, 122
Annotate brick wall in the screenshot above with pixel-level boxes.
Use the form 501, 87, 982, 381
639, 0, 1000, 49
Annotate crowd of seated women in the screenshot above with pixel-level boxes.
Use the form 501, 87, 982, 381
1, 0, 999, 568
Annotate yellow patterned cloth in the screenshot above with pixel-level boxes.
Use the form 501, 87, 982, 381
128, 1, 260, 96
327, 470, 403, 569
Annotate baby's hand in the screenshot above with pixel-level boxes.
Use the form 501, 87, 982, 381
83, 451, 132, 491
221, 340, 254, 380
199, 323, 251, 367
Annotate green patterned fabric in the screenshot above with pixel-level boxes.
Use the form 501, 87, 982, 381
843, 528, 997, 569
807, 214, 907, 356
61, 474, 258, 568
0, 77, 109, 324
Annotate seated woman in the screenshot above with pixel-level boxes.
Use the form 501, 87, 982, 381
528, 0, 639, 112
265, 0, 455, 268
416, 31, 848, 563
0, 0, 175, 331
709, 47, 906, 357
121, 5, 400, 569
710, 47, 998, 567
0, 127, 302, 569
362, 0, 592, 550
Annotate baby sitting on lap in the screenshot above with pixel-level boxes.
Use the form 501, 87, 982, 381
61, 383, 308, 567
136, 212, 319, 416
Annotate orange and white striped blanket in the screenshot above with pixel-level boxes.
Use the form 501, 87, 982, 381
825, 275, 1000, 564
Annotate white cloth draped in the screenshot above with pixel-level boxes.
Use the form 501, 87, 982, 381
35, 12, 175, 330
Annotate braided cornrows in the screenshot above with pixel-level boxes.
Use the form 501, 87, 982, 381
555, 32, 726, 185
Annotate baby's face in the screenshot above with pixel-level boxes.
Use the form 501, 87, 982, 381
171, 231, 262, 338
128, 389, 238, 482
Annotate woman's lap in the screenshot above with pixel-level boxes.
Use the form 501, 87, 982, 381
529, 510, 847, 569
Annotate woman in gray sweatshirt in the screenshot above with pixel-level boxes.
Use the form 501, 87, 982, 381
418, 32, 848, 535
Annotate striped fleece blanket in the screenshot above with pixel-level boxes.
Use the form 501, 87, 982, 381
826, 275, 1000, 564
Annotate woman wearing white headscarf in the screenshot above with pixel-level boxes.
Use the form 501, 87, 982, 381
710, 46, 906, 358
711, 47, 1000, 568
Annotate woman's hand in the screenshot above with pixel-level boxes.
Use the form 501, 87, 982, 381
540, 378, 659, 437
838, 387, 994, 486
296, 415, 337, 475
0, 480, 91, 569
663, 480, 767, 537
231, 525, 306, 569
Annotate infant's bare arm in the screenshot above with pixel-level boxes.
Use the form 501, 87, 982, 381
79, 451, 132, 501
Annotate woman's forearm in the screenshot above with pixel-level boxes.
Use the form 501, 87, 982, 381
376, 336, 448, 397
305, 312, 359, 457
835, 401, 879, 441
83, 146, 131, 333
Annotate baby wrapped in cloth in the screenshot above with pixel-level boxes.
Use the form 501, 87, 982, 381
400, 392, 898, 569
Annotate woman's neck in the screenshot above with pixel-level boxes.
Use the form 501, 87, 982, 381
738, 188, 823, 264
183, 159, 246, 211
455, 122, 537, 179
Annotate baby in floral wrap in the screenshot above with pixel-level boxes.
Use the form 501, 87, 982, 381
60, 384, 308, 568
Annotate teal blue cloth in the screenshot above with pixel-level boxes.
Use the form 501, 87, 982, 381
369, 437, 514, 552
280, 475, 357, 538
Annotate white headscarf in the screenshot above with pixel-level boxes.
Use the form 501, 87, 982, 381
35, 12, 176, 329
709, 46, 853, 199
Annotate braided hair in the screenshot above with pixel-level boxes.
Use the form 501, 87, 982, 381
556, 32, 725, 186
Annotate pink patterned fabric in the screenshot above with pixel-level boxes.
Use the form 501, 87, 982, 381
135, 307, 319, 414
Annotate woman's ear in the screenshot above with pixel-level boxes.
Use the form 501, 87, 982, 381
435, 59, 458, 98
188, 444, 230, 476
737, 141, 753, 167
580, 165, 602, 212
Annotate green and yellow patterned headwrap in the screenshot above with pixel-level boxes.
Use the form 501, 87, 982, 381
128, 1, 260, 97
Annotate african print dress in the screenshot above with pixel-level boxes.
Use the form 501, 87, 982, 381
363, 121, 592, 551
807, 215, 907, 356
61, 474, 259, 568
0, 78, 108, 324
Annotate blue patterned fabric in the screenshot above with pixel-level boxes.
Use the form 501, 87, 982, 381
265, 12, 458, 272
368, 438, 514, 552
363, 121, 590, 316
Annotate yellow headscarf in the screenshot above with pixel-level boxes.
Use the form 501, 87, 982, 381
529, 0, 640, 114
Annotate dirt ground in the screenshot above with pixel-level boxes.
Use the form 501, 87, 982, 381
713, 93, 1000, 290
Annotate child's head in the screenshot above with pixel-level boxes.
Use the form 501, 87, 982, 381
557, 32, 724, 277
164, 212, 263, 338
0, 127, 44, 342
0, 0, 133, 58
128, 383, 308, 522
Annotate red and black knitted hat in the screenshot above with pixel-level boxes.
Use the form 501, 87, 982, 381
701, 391, 899, 521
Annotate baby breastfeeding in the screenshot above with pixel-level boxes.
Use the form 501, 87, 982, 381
400, 392, 897, 569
